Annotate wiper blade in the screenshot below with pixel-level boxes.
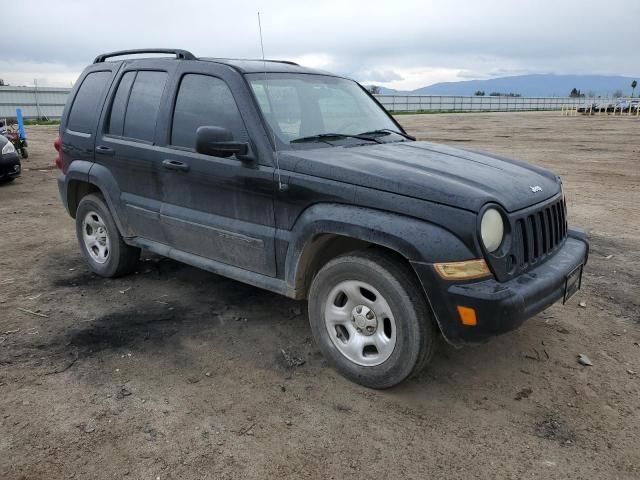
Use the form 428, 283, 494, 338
358, 129, 416, 141
290, 133, 382, 144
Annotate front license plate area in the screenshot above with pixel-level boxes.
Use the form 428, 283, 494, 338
563, 264, 583, 304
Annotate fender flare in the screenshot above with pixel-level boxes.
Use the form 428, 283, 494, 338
60, 160, 92, 214
284, 203, 475, 289
87, 163, 130, 236
64, 161, 129, 237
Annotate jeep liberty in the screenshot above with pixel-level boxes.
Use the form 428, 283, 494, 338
55, 49, 589, 388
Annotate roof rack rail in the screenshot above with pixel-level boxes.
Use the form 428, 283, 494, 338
204, 57, 300, 66
93, 48, 196, 63
267, 59, 299, 66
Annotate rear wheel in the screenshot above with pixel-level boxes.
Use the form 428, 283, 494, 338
75, 193, 140, 277
308, 250, 436, 389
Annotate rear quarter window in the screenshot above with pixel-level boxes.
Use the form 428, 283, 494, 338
123, 71, 168, 142
105, 70, 168, 142
107, 71, 136, 137
67, 71, 112, 133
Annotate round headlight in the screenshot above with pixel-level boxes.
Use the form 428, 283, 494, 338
481, 208, 504, 252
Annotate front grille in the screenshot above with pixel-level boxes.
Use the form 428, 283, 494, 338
511, 196, 567, 271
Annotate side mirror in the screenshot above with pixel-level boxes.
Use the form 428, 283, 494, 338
195, 126, 249, 158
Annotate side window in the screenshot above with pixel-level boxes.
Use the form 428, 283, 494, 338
107, 70, 167, 142
107, 71, 136, 136
171, 74, 247, 149
67, 71, 111, 133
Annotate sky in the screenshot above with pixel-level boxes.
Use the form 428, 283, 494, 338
2, 0, 638, 89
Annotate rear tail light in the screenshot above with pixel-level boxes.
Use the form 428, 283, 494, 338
54, 135, 63, 170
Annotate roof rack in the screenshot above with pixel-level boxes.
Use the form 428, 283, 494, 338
203, 57, 299, 66
264, 59, 299, 66
93, 48, 196, 63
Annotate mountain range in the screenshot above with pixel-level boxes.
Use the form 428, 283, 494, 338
368, 74, 638, 97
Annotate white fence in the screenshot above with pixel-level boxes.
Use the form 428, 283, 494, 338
374, 95, 590, 112
0, 85, 624, 119
0, 86, 70, 119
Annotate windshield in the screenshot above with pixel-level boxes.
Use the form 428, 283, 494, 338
247, 73, 401, 148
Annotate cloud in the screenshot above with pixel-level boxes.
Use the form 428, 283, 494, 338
2, 0, 638, 89
355, 70, 404, 84
289, 53, 335, 70
0, 60, 82, 87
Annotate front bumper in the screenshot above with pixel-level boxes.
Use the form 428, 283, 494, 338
412, 229, 589, 346
0, 152, 21, 180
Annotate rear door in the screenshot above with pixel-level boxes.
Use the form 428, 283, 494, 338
61, 65, 117, 164
155, 62, 277, 276
95, 60, 177, 242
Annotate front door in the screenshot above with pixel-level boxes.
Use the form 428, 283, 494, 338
156, 64, 277, 276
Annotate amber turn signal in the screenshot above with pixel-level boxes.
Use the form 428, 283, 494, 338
433, 259, 491, 280
457, 306, 477, 326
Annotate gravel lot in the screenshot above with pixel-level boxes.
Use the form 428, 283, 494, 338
1, 112, 638, 479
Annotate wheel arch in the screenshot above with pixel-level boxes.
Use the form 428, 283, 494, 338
285, 203, 474, 298
63, 161, 129, 237
66, 179, 101, 218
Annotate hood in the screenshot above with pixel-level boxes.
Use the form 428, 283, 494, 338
284, 141, 560, 212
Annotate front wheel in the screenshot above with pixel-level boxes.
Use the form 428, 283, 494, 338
20, 147, 28, 159
308, 250, 436, 389
75, 193, 140, 277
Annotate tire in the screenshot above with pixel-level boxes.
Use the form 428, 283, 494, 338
20, 148, 28, 159
75, 193, 140, 277
308, 249, 436, 389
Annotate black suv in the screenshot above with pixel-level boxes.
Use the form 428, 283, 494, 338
55, 49, 589, 388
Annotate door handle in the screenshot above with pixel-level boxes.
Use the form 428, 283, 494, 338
96, 145, 115, 156
162, 159, 190, 172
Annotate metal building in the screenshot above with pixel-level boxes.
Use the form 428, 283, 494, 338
0, 86, 70, 119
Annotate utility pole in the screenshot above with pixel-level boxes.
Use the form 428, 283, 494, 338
34, 78, 42, 119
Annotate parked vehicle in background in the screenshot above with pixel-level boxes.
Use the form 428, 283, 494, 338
617, 99, 640, 113
0, 134, 21, 183
54, 49, 589, 388
579, 99, 640, 114
4, 123, 29, 159
577, 102, 598, 114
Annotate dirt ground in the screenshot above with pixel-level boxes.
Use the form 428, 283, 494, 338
1, 112, 639, 480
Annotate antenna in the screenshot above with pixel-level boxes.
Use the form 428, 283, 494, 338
258, 11, 285, 192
